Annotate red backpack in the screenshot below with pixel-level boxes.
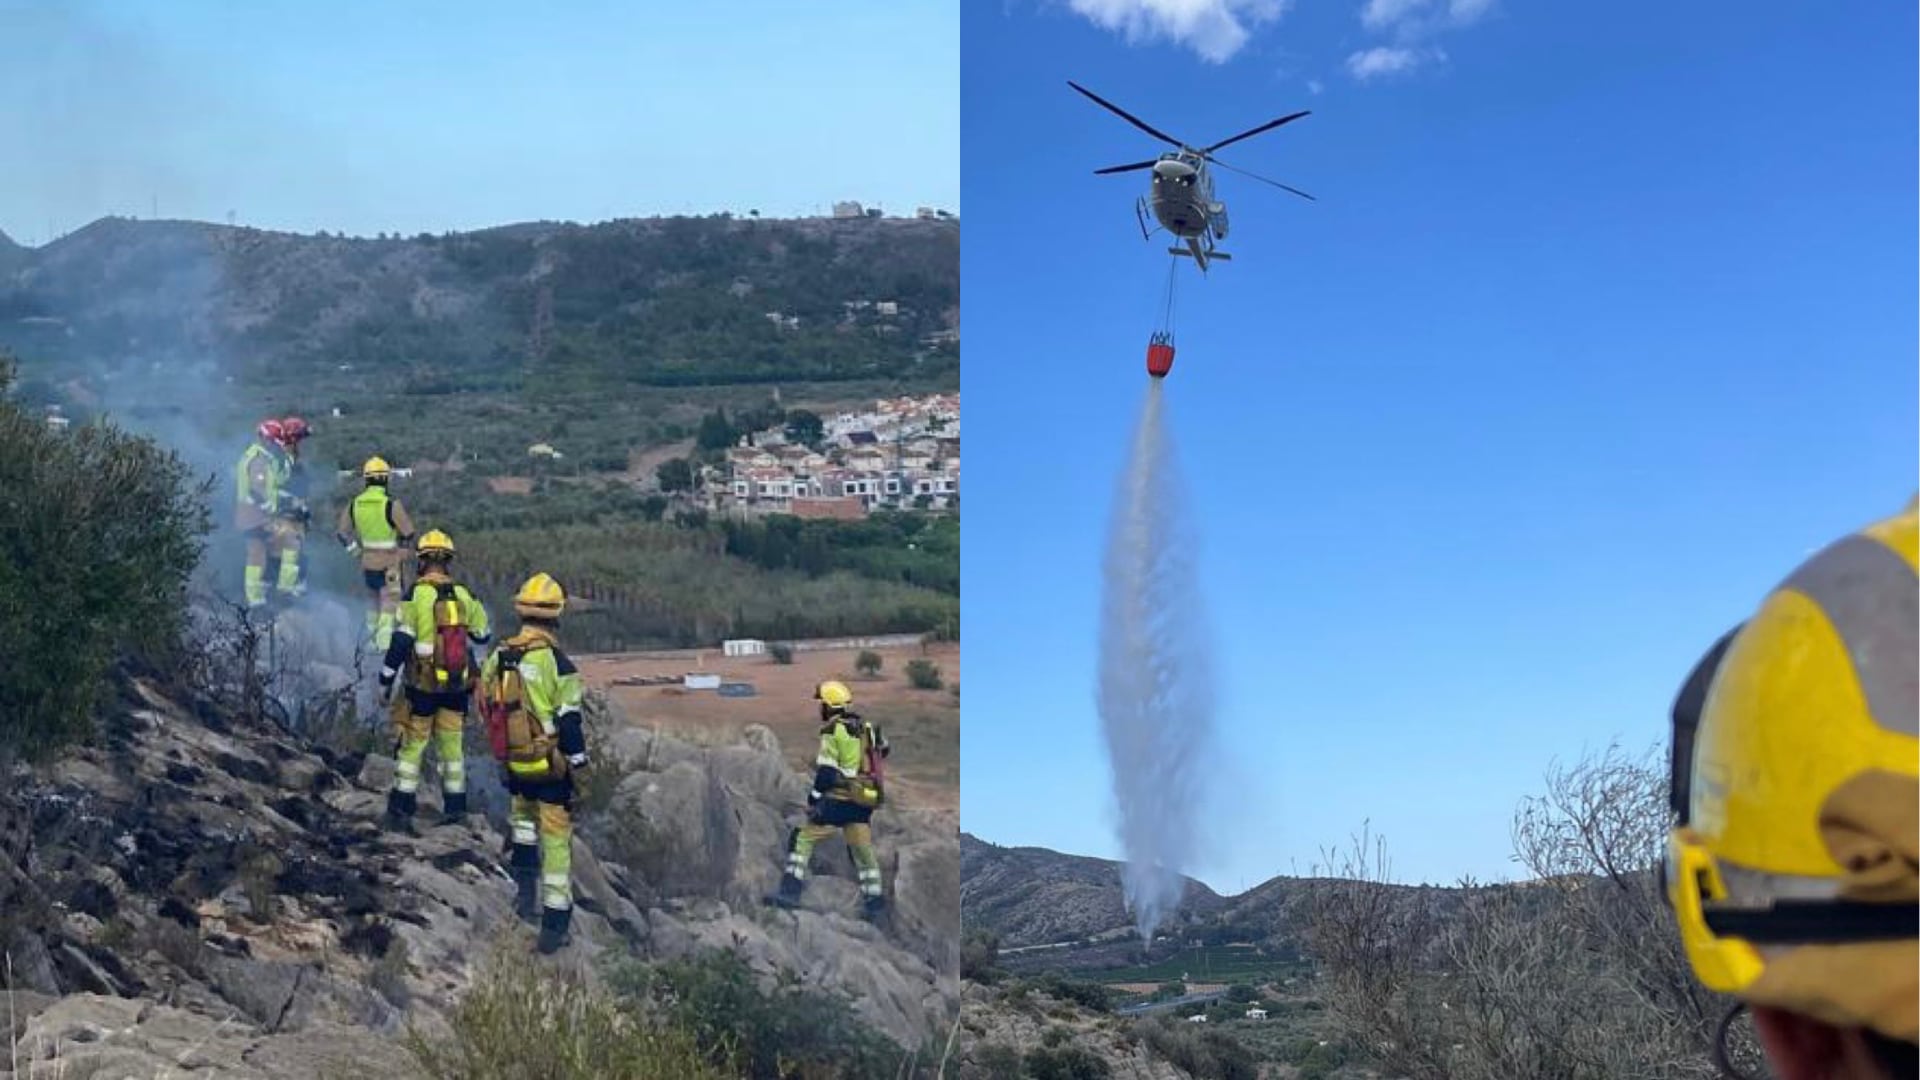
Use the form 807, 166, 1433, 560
427, 583, 472, 691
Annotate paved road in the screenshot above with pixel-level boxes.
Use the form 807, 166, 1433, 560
1114, 989, 1227, 1017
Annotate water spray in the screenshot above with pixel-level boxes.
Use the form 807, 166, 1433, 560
1098, 379, 1214, 944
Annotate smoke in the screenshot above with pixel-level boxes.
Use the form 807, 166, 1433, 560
13, 222, 383, 731
1098, 380, 1215, 943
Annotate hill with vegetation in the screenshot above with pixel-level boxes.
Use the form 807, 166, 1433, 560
0, 213, 959, 650
959, 747, 1763, 1079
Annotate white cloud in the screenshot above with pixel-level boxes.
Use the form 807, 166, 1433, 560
1447, 0, 1495, 25
1064, 0, 1291, 63
1307, 78, 1325, 95
1345, 45, 1437, 80
1361, 0, 1428, 30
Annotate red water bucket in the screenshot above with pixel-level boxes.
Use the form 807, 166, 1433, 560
1146, 341, 1175, 378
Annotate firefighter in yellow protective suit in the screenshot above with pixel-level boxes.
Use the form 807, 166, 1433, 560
1665, 498, 1918, 1080
336, 456, 416, 650
233, 419, 301, 608
769, 679, 891, 921
378, 530, 491, 832
476, 573, 588, 954
274, 416, 313, 596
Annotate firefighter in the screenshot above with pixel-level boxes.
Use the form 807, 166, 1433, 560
476, 572, 588, 954
274, 416, 313, 597
337, 455, 417, 650
233, 419, 301, 608
1665, 498, 1917, 1080
769, 679, 891, 920
378, 530, 491, 832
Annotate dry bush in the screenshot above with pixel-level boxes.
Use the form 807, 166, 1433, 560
1303, 745, 1763, 1080
1299, 821, 1453, 1079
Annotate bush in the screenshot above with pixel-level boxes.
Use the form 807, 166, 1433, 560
0, 357, 209, 760
1024, 1045, 1111, 1080
1135, 1017, 1258, 1080
405, 950, 726, 1080
615, 948, 907, 1079
855, 650, 883, 677
768, 642, 794, 665
962, 929, 1003, 984
905, 658, 942, 690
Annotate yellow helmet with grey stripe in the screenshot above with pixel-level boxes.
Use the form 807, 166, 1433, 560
1666, 499, 1918, 1044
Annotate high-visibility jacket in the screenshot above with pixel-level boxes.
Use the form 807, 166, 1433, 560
477, 626, 587, 778
336, 485, 416, 569
380, 570, 493, 691
812, 712, 888, 807
233, 441, 288, 531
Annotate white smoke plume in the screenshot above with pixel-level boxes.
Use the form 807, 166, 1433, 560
1098, 380, 1214, 943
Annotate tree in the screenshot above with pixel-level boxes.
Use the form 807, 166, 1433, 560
655, 457, 695, 493
784, 409, 824, 448
855, 650, 883, 677
695, 409, 735, 452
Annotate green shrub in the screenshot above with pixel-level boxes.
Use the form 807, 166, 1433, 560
905, 658, 942, 690
970, 1044, 1025, 1079
404, 951, 726, 1080
614, 948, 905, 1079
855, 650, 883, 677
769, 642, 795, 665
1135, 1017, 1259, 1080
962, 929, 1003, 984
1024, 1045, 1110, 1080
0, 357, 209, 760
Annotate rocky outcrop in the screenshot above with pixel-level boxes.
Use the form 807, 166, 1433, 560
1, 675, 957, 1075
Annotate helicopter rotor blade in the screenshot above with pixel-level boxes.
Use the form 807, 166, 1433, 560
1202, 110, 1311, 155
1093, 159, 1160, 175
1209, 157, 1317, 201
1068, 80, 1186, 149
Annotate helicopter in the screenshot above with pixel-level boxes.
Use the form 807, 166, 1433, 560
1069, 80, 1314, 272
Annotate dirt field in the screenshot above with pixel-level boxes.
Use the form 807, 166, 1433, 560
576, 640, 959, 813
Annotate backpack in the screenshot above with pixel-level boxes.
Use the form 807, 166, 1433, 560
481, 641, 561, 778
427, 583, 472, 691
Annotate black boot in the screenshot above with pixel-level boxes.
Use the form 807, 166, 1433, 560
861, 894, 889, 923
766, 872, 805, 910
439, 791, 467, 827
384, 790, 417, 834
510, 843, 541, 922
536, 906, 571, 954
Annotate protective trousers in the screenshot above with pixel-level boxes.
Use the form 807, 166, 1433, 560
361, 564, 403, 650
242, 526, 302, 607
787, 817, 883, 899
245, 522, 302, 607
389, 691, 467, 817
507, 776, 575, 950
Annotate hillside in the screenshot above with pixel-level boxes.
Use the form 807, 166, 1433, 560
0, 619, 960, 1078
0, 213, 961, 651
1, 213, 957, 400
960, 833, 1225, 950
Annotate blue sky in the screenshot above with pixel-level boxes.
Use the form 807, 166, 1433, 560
960, 0, 1917, 892
0, 0, 957, 243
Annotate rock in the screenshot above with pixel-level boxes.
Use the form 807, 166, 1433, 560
355, 754, 396, 792
6, 993, 417, 1079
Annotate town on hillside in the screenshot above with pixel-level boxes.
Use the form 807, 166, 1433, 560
713, 392, 958, 520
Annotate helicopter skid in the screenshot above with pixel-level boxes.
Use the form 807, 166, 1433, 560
1168, 246, 1230, 261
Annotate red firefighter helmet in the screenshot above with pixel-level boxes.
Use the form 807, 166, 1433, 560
279, 416, 311, 443
257, 419, 286, 443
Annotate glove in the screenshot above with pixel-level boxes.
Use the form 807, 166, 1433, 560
378, 669, 398, 703
567, 752, 589, 771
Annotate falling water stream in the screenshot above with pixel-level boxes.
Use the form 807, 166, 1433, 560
1098, 380, 1214, 943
